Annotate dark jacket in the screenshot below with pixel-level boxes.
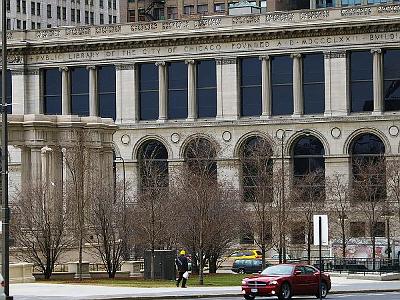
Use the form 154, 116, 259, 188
175, 255, 189, 272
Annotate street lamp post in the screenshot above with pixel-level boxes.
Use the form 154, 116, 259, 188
1, 0, 12, 296
114, 156, 128, 260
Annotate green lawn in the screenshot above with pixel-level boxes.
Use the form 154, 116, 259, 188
40, 273, 250, 287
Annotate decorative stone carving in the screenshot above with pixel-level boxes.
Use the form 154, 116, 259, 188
155, 61, 166, 67
265, 13, 294, 22
389, 125, 399, 137
65, 27, 91, 36
171, 133, 180, 143
341, 7, 372, 17
194, 18, 221, 28
184, 59, 195, 65
162, 21, 189, 30
216, 58, 236, 65
115, 64, 135, 71
95, 25, 121, 34
259, 55, 270, 61
324, 51, 347, 59
121, 134, 131, 145
370, 48, 382, 54
300, 10, 329, 20
131, 23, 158, 32
378, 5, 400, 14
331, 127, 341, 139
11, 68, 39, 75
222, 131, 232, 142
233, 16, 260, 25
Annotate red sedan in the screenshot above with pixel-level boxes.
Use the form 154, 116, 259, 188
241, 263, 331, 300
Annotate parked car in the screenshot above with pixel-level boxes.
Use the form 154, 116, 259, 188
232, 259, 267, 274
241, 263, 331, 300
230, 250, 262, 260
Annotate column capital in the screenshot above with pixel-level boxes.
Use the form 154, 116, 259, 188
59, 66, 69, 72
290, 53, 302, 59
371, 48, 382, 54
185, 59, 196, 65
86, 65, 97, 71
259, 55, 270, 61
155, 61, 166, 67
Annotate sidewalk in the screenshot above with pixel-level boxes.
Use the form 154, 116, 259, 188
9, 276, 400, 300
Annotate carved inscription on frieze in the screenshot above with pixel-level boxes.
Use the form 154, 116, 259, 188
36, 29, 61, 39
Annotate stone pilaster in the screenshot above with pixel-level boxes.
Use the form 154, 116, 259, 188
260, 56, 271, 118
156, 61, 167, 122
291, 53, 303, 117
30, 147, 42, 185
11, 68, 27, 114
60, 67, 71, 115
20, 147, 31, 185
371, 48, 383, 115
115, 64, 137, 124
216, 57, 239, 120
168, 160, 184, 188
25, 69, 41, 114
185, 59, 196, 121
87, 65, 98, 117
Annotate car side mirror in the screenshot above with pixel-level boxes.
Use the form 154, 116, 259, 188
294, 270, 302, 275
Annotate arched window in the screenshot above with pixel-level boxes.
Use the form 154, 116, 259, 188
350, 133, 386, 201
138, 140, 168, 193
293, 135, 325, 200
184, 137, 217, 179
240, 137, 273, 202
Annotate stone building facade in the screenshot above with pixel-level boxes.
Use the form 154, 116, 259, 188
5, 3, 400, 257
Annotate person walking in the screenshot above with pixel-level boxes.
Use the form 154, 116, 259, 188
175, 250, 189, 288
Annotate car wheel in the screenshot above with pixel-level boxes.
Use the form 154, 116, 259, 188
315, 281, 328, 299
238, 268, 245, 274
244, 295, 255, 300
278, 282, 292, 300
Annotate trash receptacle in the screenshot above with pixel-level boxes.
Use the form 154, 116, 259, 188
144, 249, 175, 280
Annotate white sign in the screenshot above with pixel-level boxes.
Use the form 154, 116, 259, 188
313, 215, 328, 246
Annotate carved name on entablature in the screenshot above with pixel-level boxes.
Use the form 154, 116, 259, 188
115, 64, 136, 70
265, 13, 294, 23
378, 5, 400, 14
216, 57, 236, 65
35, 29, 61, 39
0, 55, 24, 64
300, 10, 329, 20
194, 18, 221, 28
324, 51, 346, 59
341, 7, 372, 17
232, 16, 260, 25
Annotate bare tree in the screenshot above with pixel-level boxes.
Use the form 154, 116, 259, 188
239, 137, 274, 269
386, 157, 400, 225
351, 157, 386, 269
326, 173, 352, 259
11, 182, 74, 279
291, 170, 325, 263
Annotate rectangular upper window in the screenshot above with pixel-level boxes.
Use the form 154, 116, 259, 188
197, 60, 217, 118
272, 55, 293, 116
303, 53, 325, 115
70, 67, 89, 116
139, 63, 159, 121
98, 65, 116, 120
0, 70, 12, 114
240, 57, 261, 117
43, 69, 62, 115
47, 4, 51, 18
350, 51, 373, 112
168, 62, 188, 119
383, 49, 400, 111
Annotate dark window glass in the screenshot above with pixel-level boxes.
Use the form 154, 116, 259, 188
351, 133, 386, 202
291, 223, 305, 244
71, 67, 89, 116
139, 63, 159, 120
0, 70, 12, 114
98, 65, 116, 120
293, 136, 325, 201
303, 53, 325, 114
138, 140, 168, 194
168, 62, 187, 119
350, 51, 373, 112
197, 60, 216, 118
241, 137, 273, 202
240, 57, 261, 116
272, 56, 293, 115
373, 221, 385, 237
43, 69, 61, 115
350, 222, 365, 238
383, 49, 400, 111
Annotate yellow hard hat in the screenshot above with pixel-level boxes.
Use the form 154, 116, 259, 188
179, 250, 186, 255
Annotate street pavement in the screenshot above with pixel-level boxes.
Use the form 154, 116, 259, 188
8, 276, 400, 300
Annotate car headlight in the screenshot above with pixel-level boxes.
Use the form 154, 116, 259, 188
241, 280, 247, 285
268, 280, 278, 285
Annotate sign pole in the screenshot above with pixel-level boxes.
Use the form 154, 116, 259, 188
319, 216, 322, 300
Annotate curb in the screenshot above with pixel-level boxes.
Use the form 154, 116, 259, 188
85, 289, 400, 299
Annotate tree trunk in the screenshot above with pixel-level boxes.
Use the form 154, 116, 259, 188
372, 235, 376, 270
208, 256, 217, 274
199, 249, 204, 285
341, 220, 346, 259
261, 243, 266, 269
150, 248, 155, 280
307, 226, 311, 265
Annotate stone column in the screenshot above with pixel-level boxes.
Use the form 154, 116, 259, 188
185, 59, 196, 121
87, 65, 98, 117
216, 57, 239, 120
20, 147, 31, 185
115, 64, 137, 124
156, 61, 167, 122
323, 51, 348, 116
30, 147, 42, 185
371, 48, 383, 115
260, 55, 271, 118
291, 53, 303, 117
60, 67, 71, 115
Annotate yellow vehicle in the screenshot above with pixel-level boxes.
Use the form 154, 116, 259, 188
230, 250, 262, 260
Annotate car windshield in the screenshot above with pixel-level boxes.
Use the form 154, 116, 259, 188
261, 265, 294, 276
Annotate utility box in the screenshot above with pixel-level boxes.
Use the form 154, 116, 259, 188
144, 250, 175, 280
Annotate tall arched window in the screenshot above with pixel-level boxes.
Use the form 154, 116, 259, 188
293, 135, 325, 200
350, 133, 386, 201
138, 140, 169, 194
184, 137, 217, 179
240, 137, 273, 202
